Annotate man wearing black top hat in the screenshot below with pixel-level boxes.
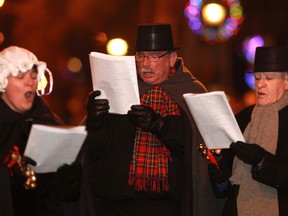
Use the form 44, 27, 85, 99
83, 24, 223, 216
208, 46, 288, 216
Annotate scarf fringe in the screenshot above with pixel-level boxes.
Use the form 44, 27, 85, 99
128, 176, 169, 192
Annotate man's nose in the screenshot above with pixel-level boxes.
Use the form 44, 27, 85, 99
142, 56, 150, 66
255, 79, 266, 88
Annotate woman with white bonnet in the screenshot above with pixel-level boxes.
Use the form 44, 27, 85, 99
0, 46, 82, 216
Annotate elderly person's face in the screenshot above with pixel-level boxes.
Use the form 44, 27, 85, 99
254, 72, 288, 105
135, 51, 177, 85
1, 69, 38, 113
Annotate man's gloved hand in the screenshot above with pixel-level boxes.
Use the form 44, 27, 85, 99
86, 90, 109, 129
56, 162, 82, 202
208, 163, 228, 184
127, 105, 163, 133
207, 157, 232, 197
230, 141, 265, 165
21, 156, 37, 167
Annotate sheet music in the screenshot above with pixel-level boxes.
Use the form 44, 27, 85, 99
183, 91, 245, 149
89, 52, 140, 114
24, 124, 87, 173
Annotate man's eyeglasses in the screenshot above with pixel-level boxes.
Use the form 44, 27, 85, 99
135, 51, 172, 62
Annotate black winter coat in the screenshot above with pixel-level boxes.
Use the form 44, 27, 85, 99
0, 96, 78, 216
220, 105, 288, 216
81, 58, 223, 216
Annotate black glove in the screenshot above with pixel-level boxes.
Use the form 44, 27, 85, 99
127, 105, 163, 133
230, 141, 265, 165
207, 159, 231, 197
56, 162, 82, 202
208, 163, 228, 184
86, 90, 109, 129
21, 156, 37, 166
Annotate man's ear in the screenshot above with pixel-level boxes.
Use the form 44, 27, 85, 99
169, 52, 178, 67
285, 80, 288, 90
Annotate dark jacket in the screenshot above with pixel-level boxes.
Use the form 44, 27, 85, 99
82, 58, 223, 216
87, 112, 186, 199
0, 96, 80, 216
220, 105, 288, 216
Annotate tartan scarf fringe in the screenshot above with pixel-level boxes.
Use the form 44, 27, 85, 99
128, 175, 169, 192
128, 84, 180, 192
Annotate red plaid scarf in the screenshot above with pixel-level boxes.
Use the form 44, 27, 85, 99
128, 69, 181, 192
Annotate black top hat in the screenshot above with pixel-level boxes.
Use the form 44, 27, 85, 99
254, 46, 288, 72
133, 24, 179, 52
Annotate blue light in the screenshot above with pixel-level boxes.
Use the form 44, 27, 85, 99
244, 72, 255, 89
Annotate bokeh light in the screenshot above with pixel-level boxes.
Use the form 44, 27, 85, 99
242, 35, 264, 64
67, 57, 82, 73
0, 0, 5, 7
184, 0, 245, 44
244, 73, 255, 89
242, 35, 265, 89
94, 32, 108, 46
106, 38, 128, 56
0, 32, 4, 45
202, 3, 227, 26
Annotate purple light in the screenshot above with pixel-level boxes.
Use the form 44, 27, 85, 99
244, 73, 255, 89
185, 5, 200, 18
242, 35, 264, 63
188, 20, 204, 34
190, 0, 202, 7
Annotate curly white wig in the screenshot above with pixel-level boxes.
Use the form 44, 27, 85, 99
0, 46, 53, 95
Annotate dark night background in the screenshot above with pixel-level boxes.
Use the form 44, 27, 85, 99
1, 0, 288, 124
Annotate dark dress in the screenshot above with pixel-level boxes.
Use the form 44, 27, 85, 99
0, 96, 79, 216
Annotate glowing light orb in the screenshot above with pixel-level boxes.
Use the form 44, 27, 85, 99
202, 3, 227, 26
107, 38, 128, 56
0, 0, 5, 7
68, 57, 82, 73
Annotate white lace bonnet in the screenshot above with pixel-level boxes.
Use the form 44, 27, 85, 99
0, 46, 53, 95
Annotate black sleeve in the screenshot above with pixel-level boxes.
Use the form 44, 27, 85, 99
252, 152, 288, 192
155, 114, 186, 157
84, 114, 113, 161
0, 121, 25, 162
0, 123, 16, 162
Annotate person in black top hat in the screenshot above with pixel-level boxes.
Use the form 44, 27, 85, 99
208, 46, 288, 216
82, 23, 224, 216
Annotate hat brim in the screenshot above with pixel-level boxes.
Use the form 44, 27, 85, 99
128, 47, 180, 52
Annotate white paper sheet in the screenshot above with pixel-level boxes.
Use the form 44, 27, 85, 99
24, 124, 87, 173
89, 52, 140, 114
183, 91, 245, 149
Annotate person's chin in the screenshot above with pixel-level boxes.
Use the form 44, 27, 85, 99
257, 99, 271, 106
141, 76, 156, 85
21, 102, 34, 112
